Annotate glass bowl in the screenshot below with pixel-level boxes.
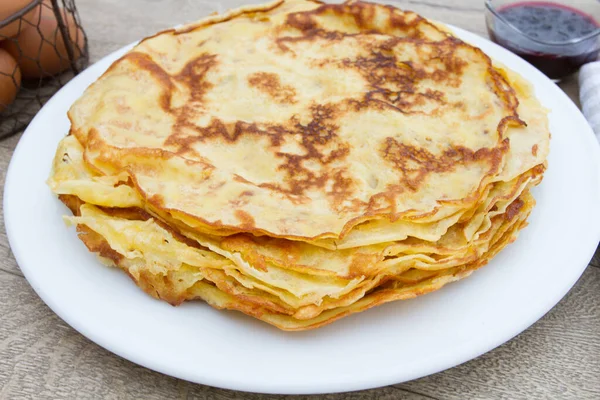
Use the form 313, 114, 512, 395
485, 0, 600, 80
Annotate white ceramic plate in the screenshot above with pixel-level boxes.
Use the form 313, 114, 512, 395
4, 25, 600, 395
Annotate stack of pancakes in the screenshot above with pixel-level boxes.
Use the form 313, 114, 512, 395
48, 0, 550, 330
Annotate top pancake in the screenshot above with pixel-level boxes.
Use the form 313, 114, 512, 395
67, 0, 535, 240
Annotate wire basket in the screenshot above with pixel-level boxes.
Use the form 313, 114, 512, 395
0, 0, 88, 140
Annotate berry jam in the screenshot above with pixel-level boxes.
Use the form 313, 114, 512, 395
488, 2, 600, 79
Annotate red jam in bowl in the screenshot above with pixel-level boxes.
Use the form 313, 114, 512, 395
487, 1, 600, 79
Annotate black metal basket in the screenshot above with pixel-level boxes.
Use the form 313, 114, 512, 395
0, 0, 88, 139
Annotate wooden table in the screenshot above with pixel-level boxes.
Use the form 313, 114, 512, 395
1, 1, 599, 398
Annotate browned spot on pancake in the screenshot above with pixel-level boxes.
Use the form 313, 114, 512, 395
234, 210, 256, 229
147, 194, 166, 207
253, 103, 352, 204
163, 54, 219, 156
276, 2, 383, 52
276, 1, 444, 53
115, 102, 131, 115
114, 176, 134, 188
122, 52, 175, 112
489, 68, 520, 112
286, 1, 424, 35
234, 174, 252, 184
247, 72, 297, 104
165, 98, 352, 203
497, 115, 526, 136
505, 197, 524, 221
347, 251, 380, 278
58, 194, 85, 216
168, 119, 285, 159
531, 163, 546, 180
135, 269, 184, 305
228, 194, 252, 208
314, 38, 482, 115
532, 144, 538, 156
329, 169, 355, 210
76, 225, 124, 265
286, 8, 319, 32
96, 205, 152, 221
380, 137, 509, 196
175, 53, 217, 97
275, 29, 345, 53
342, 40, 478, 114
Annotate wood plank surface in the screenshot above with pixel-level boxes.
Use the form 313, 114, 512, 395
1, 0, 599, 399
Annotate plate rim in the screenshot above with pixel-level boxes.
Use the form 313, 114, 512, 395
4, 23, 600, 395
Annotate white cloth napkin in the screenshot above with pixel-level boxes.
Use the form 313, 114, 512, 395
579, 61, 600, 142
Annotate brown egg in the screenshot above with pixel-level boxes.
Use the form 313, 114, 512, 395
0, 0, 39, 38
0, 48, 21, 112
2, 4, 85, 78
